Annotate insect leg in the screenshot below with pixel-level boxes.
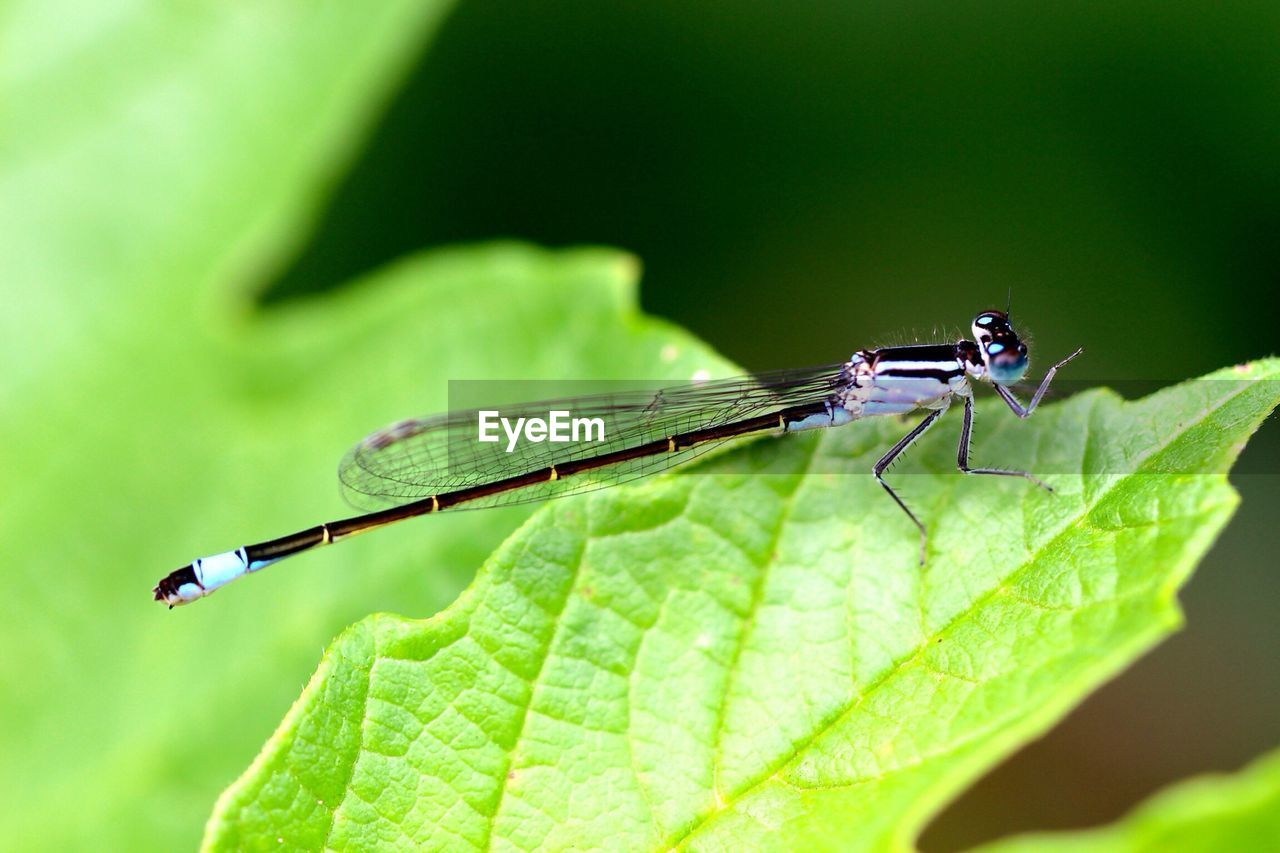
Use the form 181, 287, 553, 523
873, 408, 944, 565
957, 395, 1052, 492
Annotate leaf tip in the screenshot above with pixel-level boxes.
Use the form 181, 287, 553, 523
612, 251, 643, 285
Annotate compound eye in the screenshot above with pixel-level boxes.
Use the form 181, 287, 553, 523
972, 311, 1006, 343
973, 311, 1009, 337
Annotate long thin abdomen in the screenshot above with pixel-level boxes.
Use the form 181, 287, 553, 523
153, 400, 848, 607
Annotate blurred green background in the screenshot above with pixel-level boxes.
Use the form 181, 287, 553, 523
269, 2, 1280, 849
4, 1, 1277, 849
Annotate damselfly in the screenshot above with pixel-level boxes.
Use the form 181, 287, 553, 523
154, 310, 1081, 607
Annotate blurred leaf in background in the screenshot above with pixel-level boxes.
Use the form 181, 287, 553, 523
978, 747, 1280, 852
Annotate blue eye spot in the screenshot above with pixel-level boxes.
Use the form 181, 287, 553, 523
977, 316, 992, 325
987, 342, 1004, 354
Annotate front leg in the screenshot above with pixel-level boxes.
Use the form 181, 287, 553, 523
994, 348, 1084, 418
957, 395, 1052, 492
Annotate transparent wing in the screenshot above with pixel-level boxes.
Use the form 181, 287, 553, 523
338, 364, 849, 511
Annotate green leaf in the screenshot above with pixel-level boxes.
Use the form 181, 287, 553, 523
0, 3, 728, 850
976, 746, 1280, 852
207, 360, 1280, 850
0, 1, 456, 395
